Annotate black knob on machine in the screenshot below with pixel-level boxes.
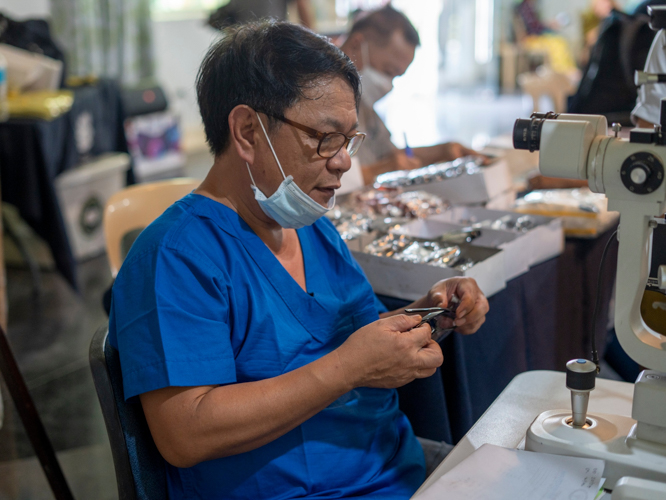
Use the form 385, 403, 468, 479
621, 152, 664, 194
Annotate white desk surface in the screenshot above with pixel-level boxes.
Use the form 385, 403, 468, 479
413, 370, 635, 498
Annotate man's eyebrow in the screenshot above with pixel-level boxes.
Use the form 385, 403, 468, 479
321, 117, 359, 133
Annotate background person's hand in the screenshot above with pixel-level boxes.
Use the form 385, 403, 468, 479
442, 142, 492, 165
336, 314, 443, 390
423, 277, 489, 335
361, 150, 422, 184
526, 173, 588, 191
393, 149, 422, 171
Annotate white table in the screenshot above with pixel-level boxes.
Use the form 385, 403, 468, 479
413, 370, 635, 497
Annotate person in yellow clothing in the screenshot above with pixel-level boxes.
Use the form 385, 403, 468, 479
514, 0, 577, 75
580, 0, 619, 66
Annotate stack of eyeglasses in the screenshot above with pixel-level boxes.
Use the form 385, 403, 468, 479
374, 156, 484, 189
458, 214, 537, 233
354, 189, 447, 219
328, 189, 448, 242
364, 233, 476, 271
326, 208, 376, 241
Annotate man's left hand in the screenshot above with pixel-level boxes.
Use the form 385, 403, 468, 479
422, 277, 489, 335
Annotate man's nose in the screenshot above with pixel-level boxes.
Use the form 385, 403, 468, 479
327, 145, 352, 174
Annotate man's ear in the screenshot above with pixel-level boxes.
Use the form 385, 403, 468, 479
228, 105, 258, 165
348, 31, 365, 48
346, 32, 366, 68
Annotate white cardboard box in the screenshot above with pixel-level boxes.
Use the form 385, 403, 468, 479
351, 244, 506, 301
484, 189, 517, 211
483, 134, 539, 178
402, 159, 512, 205
431, 207, 564, 267
55, 153, 130, 260
395, 218, 528, 282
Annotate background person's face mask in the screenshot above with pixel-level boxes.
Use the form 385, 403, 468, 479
245, 115, 334, 229
360, 41, 394, 107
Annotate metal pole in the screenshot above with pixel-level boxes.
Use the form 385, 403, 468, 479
0, 324, 74, 500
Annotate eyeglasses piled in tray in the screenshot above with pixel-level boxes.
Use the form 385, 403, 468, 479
327, 189, 448, 242
457, 214, 537, 232
364, 232, 480, 271
373, 156, 485, 189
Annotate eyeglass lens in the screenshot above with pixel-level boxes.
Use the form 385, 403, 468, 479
318, 133, 364, 158
347, 135, 364, 157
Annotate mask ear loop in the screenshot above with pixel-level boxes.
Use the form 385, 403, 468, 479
245, 161, 258, 188
257, 114, 288, 180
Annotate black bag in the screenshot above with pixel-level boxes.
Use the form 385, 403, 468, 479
0, 12, 67, 87
567, 10, 656, 125
120, 86, 168, 118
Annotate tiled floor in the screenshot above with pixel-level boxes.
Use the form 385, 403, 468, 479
0, 147, 215, 500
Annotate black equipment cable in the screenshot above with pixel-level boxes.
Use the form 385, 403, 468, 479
590, 229, 618, 373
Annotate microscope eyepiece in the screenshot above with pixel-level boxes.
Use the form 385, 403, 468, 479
513, 118, 543, 152
513, 112, 560, 153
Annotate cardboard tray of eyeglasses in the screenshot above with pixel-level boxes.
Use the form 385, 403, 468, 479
351, 243, 506, 302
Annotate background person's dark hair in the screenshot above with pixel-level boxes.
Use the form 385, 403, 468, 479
196, 20, 361, 156
349, 5, 420, 47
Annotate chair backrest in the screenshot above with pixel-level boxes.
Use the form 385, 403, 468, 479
89, 325, 167, 500
104, 178, 201, 277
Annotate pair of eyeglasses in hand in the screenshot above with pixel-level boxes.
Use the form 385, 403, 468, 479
406, 298, 460, 343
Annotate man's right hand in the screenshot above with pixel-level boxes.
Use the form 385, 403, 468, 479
393, 149, 422, 171
361, 150, 422, 184
335, 314, 443, 390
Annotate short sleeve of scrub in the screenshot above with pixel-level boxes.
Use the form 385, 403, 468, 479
109, 243, 236, 399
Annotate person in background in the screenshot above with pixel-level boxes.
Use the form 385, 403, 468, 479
580, 0, 619, 66
513, 0, 578, 75
515, 0, 554, 35
338, 5, 483, 185
109, 20, 489, 500
209, 0, 314, 30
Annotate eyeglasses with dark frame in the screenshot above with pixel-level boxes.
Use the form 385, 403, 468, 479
269, 115, 366, 159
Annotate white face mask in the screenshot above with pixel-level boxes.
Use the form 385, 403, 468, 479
360, 41, 394, 107
245, 115, 334, 229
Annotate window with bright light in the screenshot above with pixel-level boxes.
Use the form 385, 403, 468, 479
151, 0, 227, 19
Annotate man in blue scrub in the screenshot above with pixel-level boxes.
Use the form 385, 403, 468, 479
109, 21, 489, 499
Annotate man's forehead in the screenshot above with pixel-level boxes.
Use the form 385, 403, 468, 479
299, 77, 356, 103
291, 78, 358, 124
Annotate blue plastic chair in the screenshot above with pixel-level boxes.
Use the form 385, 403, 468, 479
89, 325, 167, 500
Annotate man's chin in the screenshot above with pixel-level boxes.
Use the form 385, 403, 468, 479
312, 188, 335, 207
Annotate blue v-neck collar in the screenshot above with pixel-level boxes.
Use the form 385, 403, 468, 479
189, 194, 331, 340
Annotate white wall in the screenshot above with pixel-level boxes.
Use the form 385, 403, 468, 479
2, 0, 50, 19
151, 18, 220, 142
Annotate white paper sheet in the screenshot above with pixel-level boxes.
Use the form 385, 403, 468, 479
414, 444, 605, 500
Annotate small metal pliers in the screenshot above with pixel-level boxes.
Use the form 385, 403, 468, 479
405, 301, 459, 342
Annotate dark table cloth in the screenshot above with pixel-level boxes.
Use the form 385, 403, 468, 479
0, 80, 129, 289
381, 227, 619, 444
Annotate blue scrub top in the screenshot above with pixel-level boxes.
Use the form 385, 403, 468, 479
109, 193, 425, 499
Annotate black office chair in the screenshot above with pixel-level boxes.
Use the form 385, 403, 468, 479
89, 325, 167, 500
